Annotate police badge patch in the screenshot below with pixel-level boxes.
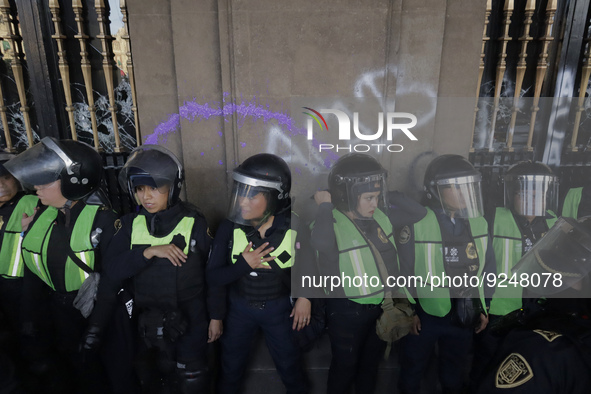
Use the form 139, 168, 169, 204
533, 329, 562, 342
466, 242, 477, 259
114, 219, 122, 235
495, 353, 534, 388
377, 227, 389, 244
398, 226, 411, 244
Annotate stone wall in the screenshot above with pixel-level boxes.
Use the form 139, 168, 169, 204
127, 0, 487, 226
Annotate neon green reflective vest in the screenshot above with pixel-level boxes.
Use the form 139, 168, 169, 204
0, 195, 38, 278
562, 187, 583, 219
130, 215, 194, 253
21, 205, 99, 291
410, 207, 488, 317
231, 225, 296, 269
332, 208, 394, 305
489, 207, 557, 315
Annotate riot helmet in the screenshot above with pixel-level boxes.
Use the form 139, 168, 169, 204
328, 153, 387, 219
423, 154, 484, 218
503, 161, 558, 217
118, 144, 184, 208
227, 153, 291, 226
513, 216, 591, 296
4, 137, 103, 201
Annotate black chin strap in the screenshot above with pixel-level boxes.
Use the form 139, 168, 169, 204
246, 212, 272, 237
245, 200, 291, 238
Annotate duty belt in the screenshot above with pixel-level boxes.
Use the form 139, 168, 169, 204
247, 300, 267, 310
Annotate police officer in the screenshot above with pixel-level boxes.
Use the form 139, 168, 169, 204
475, 216, 591, 393
310, 153, 425, 394
0, 152, 38, 390
86, 144, 219, 393
207, 153, 308, 394
472, 162, 559, 382
4, 137, 116, 394
397, 154, 496, 394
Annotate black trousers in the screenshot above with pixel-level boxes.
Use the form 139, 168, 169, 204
399, 310, 473, 394
0, 277, 25, 392
135, 297, 209, 393
20, 291, 110, 394
0, 277, 23, 335
218, 295, 307, 394
325, 298, 386, 394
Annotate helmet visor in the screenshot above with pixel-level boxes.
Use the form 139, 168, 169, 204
3, 142, 64, 190
504, 174, 558, 216
344, 173, 388, 219
436, 175, 484, 218
513, 217, 591, 296
227, 177, 277, 226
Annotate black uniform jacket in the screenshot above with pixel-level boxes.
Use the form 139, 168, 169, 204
90, 202, 222, 329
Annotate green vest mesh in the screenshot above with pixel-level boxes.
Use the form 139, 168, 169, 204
410, 207, 488, 317
0, 195, 38, 278
21, 205, 99, 291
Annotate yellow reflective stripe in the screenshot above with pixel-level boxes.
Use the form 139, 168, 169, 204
79, 252, 89, 281
10, 236, 23, 277
348, 248, 368, 295
504, 238, 510, 275
33, 253, 53, 288
426, 243, 434, 278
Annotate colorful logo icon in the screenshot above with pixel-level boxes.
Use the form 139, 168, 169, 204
302, 107, 328, 132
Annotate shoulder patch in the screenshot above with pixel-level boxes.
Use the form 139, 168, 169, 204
398, 225, 411, 244
496, 353, 534, 389
114, 219, 122, 235
533, 329, 562, 342
466, 242, 478, 260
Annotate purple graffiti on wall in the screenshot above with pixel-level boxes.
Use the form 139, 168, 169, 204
145, 94, 301, 142
144, 94, 338, 169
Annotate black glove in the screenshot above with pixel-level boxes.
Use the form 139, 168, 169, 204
80, 324, 102, 352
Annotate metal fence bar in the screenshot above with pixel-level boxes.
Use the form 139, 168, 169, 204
470, 0, 492, 153
73, 0, 101, 151
0, 43, 12, 152
0, 79, 13, 151
505, 0, 535, 151
569, 25, 591, 151
0, 0, 33, 147
487, 0, 514, 151
120, 0, 140, 147
49, 0, 77, 141
526, 0, 557, 151
95, 0, 122, 152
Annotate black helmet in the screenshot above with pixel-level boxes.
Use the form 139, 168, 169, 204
503, 161, 558, 216
3, 137, 103, 201
119, 145, 184, 208
423, 154, 484, 218
228, 153, 291, 225
328, 153, 387, 215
